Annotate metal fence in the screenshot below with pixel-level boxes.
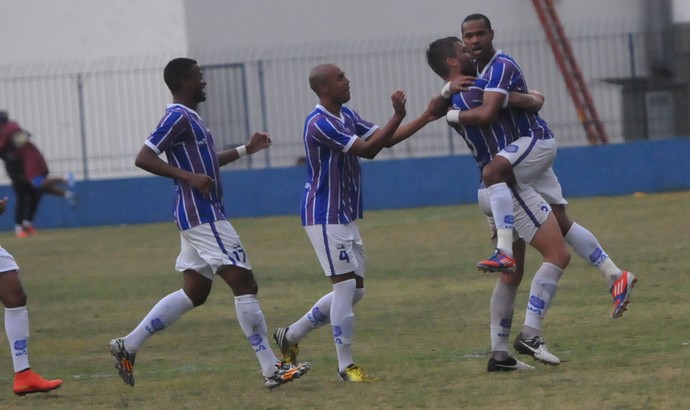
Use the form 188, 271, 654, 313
0, 25, 688, 184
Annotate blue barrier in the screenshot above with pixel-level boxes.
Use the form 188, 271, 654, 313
1, 138, 688, 231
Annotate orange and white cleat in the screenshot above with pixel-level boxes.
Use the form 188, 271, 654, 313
611, 271, 637, 318
13, 369, 63, 396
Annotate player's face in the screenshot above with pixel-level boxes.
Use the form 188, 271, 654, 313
327, 67, 351, 104
455, 42, 475, 76
186, 64, 207, 103
461, 19, 494, 63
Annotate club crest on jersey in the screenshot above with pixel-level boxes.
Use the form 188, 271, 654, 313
504, 144, 519, 153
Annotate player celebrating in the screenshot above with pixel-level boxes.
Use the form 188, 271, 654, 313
107, 58, 310, 389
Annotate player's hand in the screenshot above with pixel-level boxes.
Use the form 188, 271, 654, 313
449, 75, 476, 93
391, 89, 407, 118
246, 132, 272, 155
427, 95, 450, 120
186, 173, 214, 196
0, 197, 7, 215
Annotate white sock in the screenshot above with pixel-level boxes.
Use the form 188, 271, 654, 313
287, 292, 333, 343
565, 222, 622, 285
5, 306, 30, 372
287, 287, 365, 344
488, 183, 514, 256
490, 281, 517, 354
524, 263, 563, 332
331, 280, 356, 372
124, 289, 194, 352
234, 294, 278, 377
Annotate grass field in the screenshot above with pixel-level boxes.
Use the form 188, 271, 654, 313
0, 190, 688, 409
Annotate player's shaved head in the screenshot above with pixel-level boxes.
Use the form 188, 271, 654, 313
309, 64, 340, 94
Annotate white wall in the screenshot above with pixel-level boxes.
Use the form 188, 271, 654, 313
0, 0, 646, 66
0, 0, 187, 65
183, 0, 644, 52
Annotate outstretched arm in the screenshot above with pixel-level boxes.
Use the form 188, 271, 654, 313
385, 95, 447, 147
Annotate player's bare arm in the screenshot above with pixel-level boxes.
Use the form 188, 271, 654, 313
448, 90, 504, 125
217, 132, 272, 166
386, 95, 446, 147
349, 89, 407, 159
507, 90, 545, 113
135, 145, 214, 195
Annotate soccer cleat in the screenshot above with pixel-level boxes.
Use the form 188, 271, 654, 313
337, 364, 377, 382
264, 361, 310, 389
16, 229, 29, 238
487, 356, 535, 372
13, 369, 63, 396
513, 334, 561, 365
108, 338, 136, 386
611, 271, 637, 319
273, 327, 299, 365
477, 248, 516, 273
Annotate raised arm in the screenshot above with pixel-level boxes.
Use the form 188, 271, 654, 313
386, 95, 447, 147
348, 89, 407, 159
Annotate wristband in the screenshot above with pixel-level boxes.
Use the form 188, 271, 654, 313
446, 110, 461, 123
236, 145, 247, 158
441, 82, 452, 99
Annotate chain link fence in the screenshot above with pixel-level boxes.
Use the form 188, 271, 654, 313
1, 25, 688, 184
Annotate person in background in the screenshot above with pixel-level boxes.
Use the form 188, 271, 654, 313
0, 111, 75, 237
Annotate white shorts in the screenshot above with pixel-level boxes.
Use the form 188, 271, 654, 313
175, 220, 252, 280
478, 185, 551, 244
498, 137, 567, 205
304, 222, 366, 278
0, 246, 19, 273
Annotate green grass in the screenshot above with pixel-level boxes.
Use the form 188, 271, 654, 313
0, 190, 688, 409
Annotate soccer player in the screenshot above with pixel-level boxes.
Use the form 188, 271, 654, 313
107, 58, 310, 389
451, 13, 637, 319
0, 197, 63, 395
427, 36, 568, 369
272, 63, 442, 382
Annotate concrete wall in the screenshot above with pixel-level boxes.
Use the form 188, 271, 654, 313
0, 138, 687, 232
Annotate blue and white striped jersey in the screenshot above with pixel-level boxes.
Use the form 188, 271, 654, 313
479, 50, 554, 141
145, 104, 226, 231
449, 79, 520, 179
300, 104, 378, 226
